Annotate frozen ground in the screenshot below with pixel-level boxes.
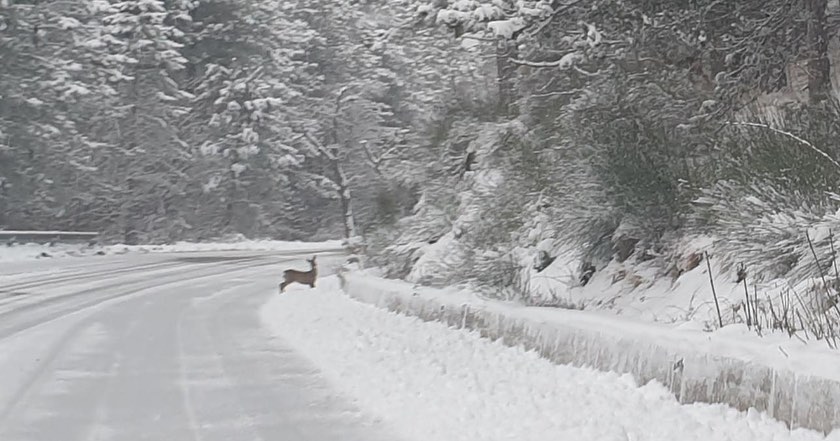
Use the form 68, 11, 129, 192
264, 277, 839, 441
0, 249, 394, 441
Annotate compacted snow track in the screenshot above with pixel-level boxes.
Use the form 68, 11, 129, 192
0, 250, 396, 441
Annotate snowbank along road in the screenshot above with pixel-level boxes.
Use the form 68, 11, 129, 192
265, 278, 840, 441
0, 249, 401, 441
3, 247, 839, 441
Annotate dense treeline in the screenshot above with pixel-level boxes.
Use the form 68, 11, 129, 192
368, 0, 840, 301
4, 0, 840, 302
0, 0, 478, 242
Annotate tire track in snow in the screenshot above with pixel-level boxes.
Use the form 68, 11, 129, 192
0, 258, 282, 340
176, 302, 205, 441
0, 259, 181, 295
81, 308, 148, 441
0, 261, 284, 427
176, 281, 268, 441
0, 256, 265, 312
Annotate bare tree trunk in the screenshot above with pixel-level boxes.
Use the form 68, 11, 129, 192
327, 89, 357, 239
332, 158, 356, 239
224, 150, 240, 233
120, 75, 141, 245
806, 0, 830, 104
495, 39, 518, 117
122, 177, 138, 244
0, 179, 6, 227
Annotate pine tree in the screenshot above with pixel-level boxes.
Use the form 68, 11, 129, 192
0, 0, 127, 229
182, 0, 326, 238
93, 0, 194, 242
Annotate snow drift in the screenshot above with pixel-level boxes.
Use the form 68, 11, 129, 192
263, 276, 833, 441
337, 270, 840, 435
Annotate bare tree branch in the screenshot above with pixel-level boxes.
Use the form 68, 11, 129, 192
511, 58, 571, 68
360, 138, 403, 175
513, 0, 586, 40
300, 131, 337, 162
573, 65, 599, 77
725, 121, 840, 170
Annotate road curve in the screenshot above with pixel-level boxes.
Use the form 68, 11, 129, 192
0, 251, 399, 441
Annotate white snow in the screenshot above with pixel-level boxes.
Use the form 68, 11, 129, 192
261, 277, 837, 441
486, 18, 527, 39
406, 231, 464, 285
230, 162, 247, 177
0, 252, 390, 440
518, 233, 787, 330
0, 238, 343, 263
436, 9, 471, 26
586, 22, 603, 47
471, 4, 503, 21
557, 51, 583, 69
460, 37, 481, 50
0, 230, 99, 236
359, 255, 840, 385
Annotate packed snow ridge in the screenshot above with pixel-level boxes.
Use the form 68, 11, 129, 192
262, 277, 837, 441
0, 238, 343, 262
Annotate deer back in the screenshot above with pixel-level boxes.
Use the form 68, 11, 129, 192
283, 258, 317, 284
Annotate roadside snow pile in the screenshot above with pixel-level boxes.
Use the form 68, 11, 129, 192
113, 238, 343, 254
261, 277, 835, 441
342, 270, 840, 384
0, 239, 343, 263
0, 243, 75, 262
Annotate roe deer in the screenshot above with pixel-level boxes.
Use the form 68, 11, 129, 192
279, 256, 317, 293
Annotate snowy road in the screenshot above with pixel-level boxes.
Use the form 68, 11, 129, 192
2, 250, 837, 441
0, 250, 399, 441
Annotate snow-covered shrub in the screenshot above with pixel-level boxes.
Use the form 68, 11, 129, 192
455, 127, 588, 301
691, 102, 840, 283
547, 73, 706, 271
366, 190, 459, 280
364, 113, 480, 281
457, 189, 528, 298
566, 80, 698, 240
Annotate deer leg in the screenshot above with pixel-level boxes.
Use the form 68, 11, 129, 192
279, 281, 288, 293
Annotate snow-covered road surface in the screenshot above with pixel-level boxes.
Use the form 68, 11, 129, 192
3, 249, 838, 441
0, 250, 398, 441
264, 277, 837, 441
